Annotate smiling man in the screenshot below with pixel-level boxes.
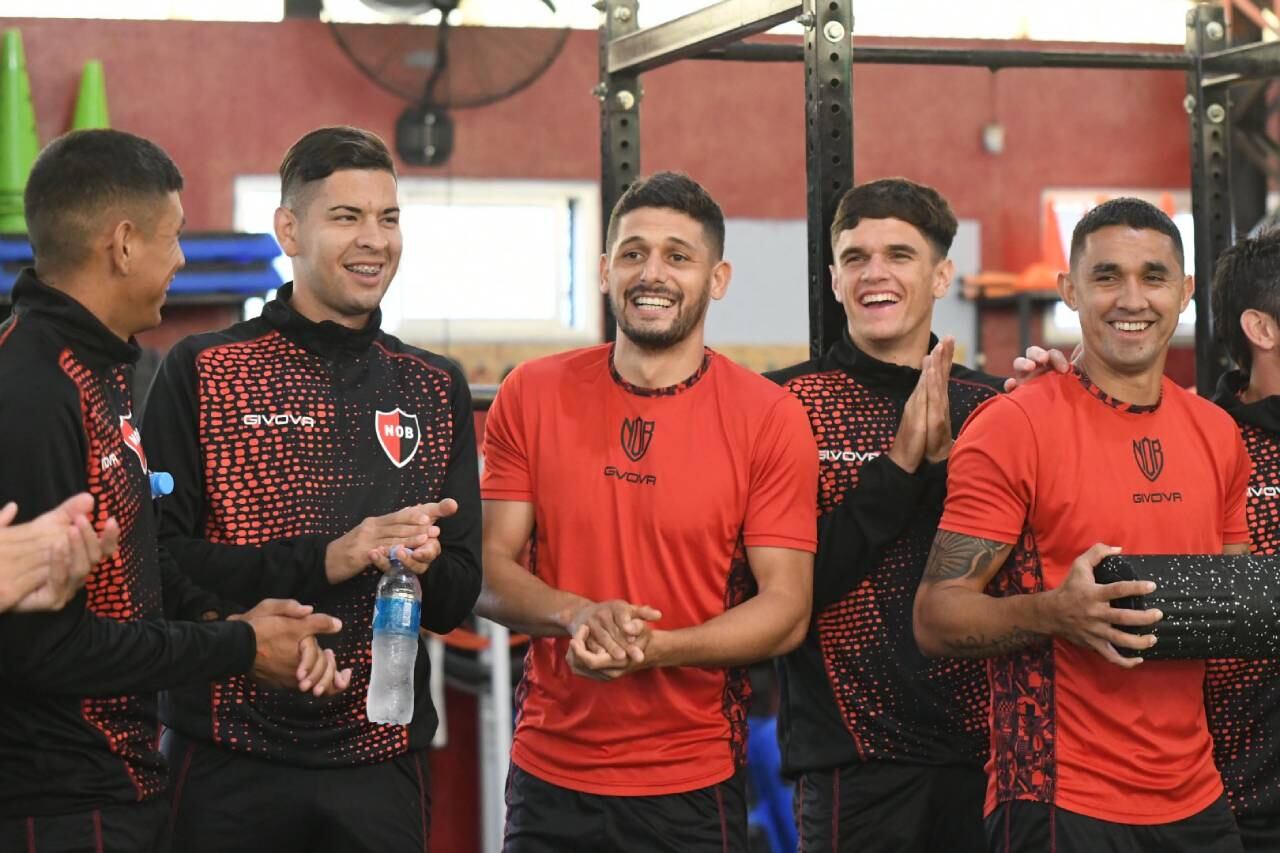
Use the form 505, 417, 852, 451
477, 171, 818, 852
0, 129, 345, 853
913, 197, 1251, 852
141, 126, 481, 853
768, 179, 1004, 852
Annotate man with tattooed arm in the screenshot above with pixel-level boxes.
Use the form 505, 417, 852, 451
913, 198, 1250, 852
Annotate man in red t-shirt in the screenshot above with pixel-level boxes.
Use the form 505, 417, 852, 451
914, 197, 1250, 852
478, 171, 818, 851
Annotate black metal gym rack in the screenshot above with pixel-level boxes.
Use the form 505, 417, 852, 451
597, 0, 1280, 394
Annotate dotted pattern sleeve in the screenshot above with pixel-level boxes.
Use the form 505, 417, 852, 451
0, 352, 255, 697
419, 356, 482, 634
144, 338, 332, 607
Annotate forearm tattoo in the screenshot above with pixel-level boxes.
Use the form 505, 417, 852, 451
948, 627, 1047, 658
922, 530, 1008, 582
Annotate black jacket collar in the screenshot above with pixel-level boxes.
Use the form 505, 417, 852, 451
1214, 369, 1280, 433
263, 283, 382, 358
823, 328, 940, 394
10, 268, 140, 369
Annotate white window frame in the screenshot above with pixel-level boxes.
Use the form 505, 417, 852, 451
233, 175, 602, 344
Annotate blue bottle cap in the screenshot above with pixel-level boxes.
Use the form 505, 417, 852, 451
388, 544, 405, 572
149, 471, 174, 499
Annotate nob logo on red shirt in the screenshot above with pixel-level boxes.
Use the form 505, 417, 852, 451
1132, 437, 1164, 482
1131, 436, 1180, 504
620, 416, 655, 462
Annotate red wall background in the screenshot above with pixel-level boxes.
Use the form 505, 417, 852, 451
9, 17, 1199, 847
13, 18, 1196, 376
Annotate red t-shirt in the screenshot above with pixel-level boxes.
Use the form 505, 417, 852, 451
481, 344, 818, 796
939, 369, 1251, 824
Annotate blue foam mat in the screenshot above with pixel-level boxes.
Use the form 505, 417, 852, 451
0, 233, 283, 296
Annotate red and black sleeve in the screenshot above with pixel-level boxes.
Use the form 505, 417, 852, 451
0, 363, 255, 694
813, 453, 933, 609
420, 360, 482, 633
142, 338, 332, 607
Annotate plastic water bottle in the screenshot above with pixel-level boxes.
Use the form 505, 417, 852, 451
366, 547, 422, 725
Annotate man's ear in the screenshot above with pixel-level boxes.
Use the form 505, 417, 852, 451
932, 257, 955, 300
109, 218, 138, 276
275, 206, 301, 258
710, 259, 732, 301
1057, 270, 1077, 310
1241, 308, 1280, 354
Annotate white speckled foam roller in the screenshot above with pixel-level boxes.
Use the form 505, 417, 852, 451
1095, 555, 1280, 660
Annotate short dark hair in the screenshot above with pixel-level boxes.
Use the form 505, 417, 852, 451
1069, 197, 1184, 271
605, 172, 725, 259
24, 129, 183, 275
279, 126, 396, 208
829, 178, 957, 258
1212, 231, 1280, 374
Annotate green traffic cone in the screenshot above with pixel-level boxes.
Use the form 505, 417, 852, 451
71, 60, 109, 131
0, 29, 39, 233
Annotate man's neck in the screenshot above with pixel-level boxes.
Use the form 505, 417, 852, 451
1243, 355, 1280, 403
288, 280, 371, 331
849, 322, 931, 369
41, 267, 132, 341
613, 331, 707, 389
1078, 350, 1165, 406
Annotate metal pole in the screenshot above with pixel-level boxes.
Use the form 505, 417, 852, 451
428, 635, 447, 748
600, 0, 641, 343
607, 0, 800, 74
1187, 4, 1235, 395
477, 617, 512, 853
803, 0, 854, 358
1228, 8, 1268, 237
695, 43, 1194, 71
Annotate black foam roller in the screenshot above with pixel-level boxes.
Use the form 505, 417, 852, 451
1095, 555, 1280, 660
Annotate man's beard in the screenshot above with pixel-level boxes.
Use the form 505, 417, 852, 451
612, 284, 711, 351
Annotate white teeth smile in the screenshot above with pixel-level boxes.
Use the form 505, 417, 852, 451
1113, 321, 1152, 332
346, 264, 381, 275
634, 296, 674, 308
861, 293, 899, 305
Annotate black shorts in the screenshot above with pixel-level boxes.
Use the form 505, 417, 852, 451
164, 731, 430, 853
0, 796, 169, 853
986, 795, 1242, 853
1237, 814, 1280, 853
502, 763, 747, 853
793, 761, 986, 853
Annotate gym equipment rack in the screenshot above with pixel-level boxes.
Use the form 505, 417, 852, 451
597, 1, 1280, 394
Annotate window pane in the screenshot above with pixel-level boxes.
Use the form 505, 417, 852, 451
394, 202, 566, 321
233, 175, 599, 342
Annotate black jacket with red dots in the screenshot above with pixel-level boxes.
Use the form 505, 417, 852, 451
1207, 370, 1280, 820
0, 270, 256, 818
141, 283, 481, 768
767, 331, 1003, 776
